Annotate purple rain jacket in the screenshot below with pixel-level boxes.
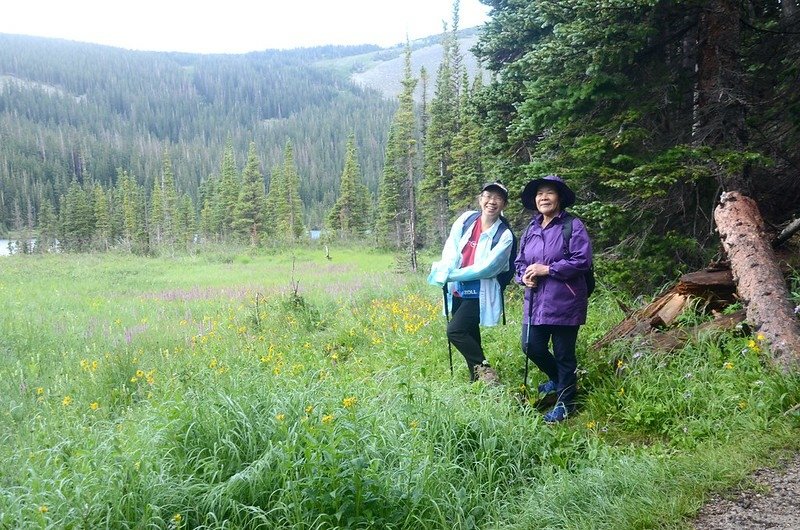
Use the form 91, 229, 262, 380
514, 210, 593, 326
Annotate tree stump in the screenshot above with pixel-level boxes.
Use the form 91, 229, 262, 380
714, 192, 800, 368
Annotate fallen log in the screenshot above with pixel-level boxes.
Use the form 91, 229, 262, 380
592, 289, 692, 350
641, 309, 747, 352
714, 191, 800, 369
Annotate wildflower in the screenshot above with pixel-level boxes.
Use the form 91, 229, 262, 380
134, 461, 141, 471
172, 513, 182, 523
586, 420, 597, 429
90, 402, 99, 411
342, 396, 357, 408
723, 362, 734, 370
795, 305, 800, 315
180, 319, 188, 326
135, 369, 145, 378
738, 401, 748, 410
616, 359, 625, 369
275, 413, 285, 421
756, 333, 765, 341
62, 395, 73, 406
617, 387, 625, 396
409, 420, 419, 429
330, 353, 339, 362
684, 372, 693, 379
322, 414, 334, 424
305, 405, 314, 414
209, 358, 218, 369
39, 505, 48, 513
36, 387, 44, 395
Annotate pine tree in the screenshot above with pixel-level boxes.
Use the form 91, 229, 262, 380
217, 139, 240, 239
60, 179, 94, 252
448, 74, 486, 214
277, 140, 305, 241
93, 182, 111, 251
233, 142, 267, 246
419, 15, 462, 247
36, 199, 58, 253
376, 42, 420, 269
118, 170, 147, 253
159, 151, 179, 250
178, 194, 197, 251
265, 163, 284, 239
327, 134, 371, 238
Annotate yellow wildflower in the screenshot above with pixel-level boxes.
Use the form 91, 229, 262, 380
172, 513, 182, 523
275, 413, 285, 421
39, 505, 48, 513
322, 414, 334, 424
756, 333, 765, 341
738, 401, 748, 410
36, 387, 44, 395
62, 395, 73, 406
90, 402, 99, 411
723, 362, 734, 370
586, 420, 597, 429
409, 420, 419, 429
617, 387, 625, 396
342, 396, 357, 408
305, 405, 314, 414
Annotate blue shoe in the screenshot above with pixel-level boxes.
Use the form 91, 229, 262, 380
537, 380, 557, 395
543, 402, 569, 423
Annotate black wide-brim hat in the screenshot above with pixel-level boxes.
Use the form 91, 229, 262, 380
520, 174, 576, 211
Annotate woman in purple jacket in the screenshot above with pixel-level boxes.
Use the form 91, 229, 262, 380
515, 175, 593, 423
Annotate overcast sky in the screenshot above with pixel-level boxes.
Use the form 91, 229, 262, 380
0, 0, 491, 54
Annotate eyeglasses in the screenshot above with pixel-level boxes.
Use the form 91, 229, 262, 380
481, 193, 506, 202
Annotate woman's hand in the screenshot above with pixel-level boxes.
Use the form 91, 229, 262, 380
524, 263, 550, 278
522, 274, 538, 289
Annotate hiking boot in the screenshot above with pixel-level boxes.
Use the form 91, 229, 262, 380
543, 402, 570, 423
474, 363, 501, 386
537, 380, 557, 395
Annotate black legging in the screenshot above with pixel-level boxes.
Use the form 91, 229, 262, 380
522, 324, 580, 406
447, 297, 486, 379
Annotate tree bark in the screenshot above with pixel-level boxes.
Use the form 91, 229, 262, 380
714, 191, 800, 368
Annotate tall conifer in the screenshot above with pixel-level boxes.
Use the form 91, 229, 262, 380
234, 142, 267, 246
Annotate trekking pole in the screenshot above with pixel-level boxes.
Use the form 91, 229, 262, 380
524, 286, 534, 390
443, 285, 453, 376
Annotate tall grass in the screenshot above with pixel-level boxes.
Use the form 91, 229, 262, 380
1, 249, 798, 529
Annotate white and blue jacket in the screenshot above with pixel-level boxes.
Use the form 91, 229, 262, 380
427, 210, 514, 326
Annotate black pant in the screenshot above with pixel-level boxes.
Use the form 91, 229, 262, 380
447, 297, 486, 379
522, 324, 580, 407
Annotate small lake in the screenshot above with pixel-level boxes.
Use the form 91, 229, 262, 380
0, 239, 38, 256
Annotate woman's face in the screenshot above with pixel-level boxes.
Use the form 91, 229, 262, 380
479, 191, 507, 220
535, 184, 561, 216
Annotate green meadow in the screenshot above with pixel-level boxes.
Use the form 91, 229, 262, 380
1, 248, 798, 529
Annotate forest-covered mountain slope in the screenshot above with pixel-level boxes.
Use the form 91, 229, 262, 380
0, 30, 481, 231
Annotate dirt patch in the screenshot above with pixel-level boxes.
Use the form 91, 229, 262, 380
692, 454, 800, 530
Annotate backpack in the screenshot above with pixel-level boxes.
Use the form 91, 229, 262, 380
462, 212, 518, 323
561, 213, 595, 296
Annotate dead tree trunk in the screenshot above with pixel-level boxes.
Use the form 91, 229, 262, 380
714, 192, 800, 368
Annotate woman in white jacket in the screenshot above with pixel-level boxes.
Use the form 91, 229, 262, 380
427, 182, 514, 383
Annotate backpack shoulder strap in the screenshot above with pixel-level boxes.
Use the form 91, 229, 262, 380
561, 212, 575, 254
461, 212, 481, 237
492, 216, 510, 249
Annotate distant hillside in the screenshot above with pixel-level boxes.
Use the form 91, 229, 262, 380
0, 29, 483, 232
317, 28, 486, 101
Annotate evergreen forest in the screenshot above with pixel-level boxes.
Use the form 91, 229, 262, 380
2, 0, 800, 293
